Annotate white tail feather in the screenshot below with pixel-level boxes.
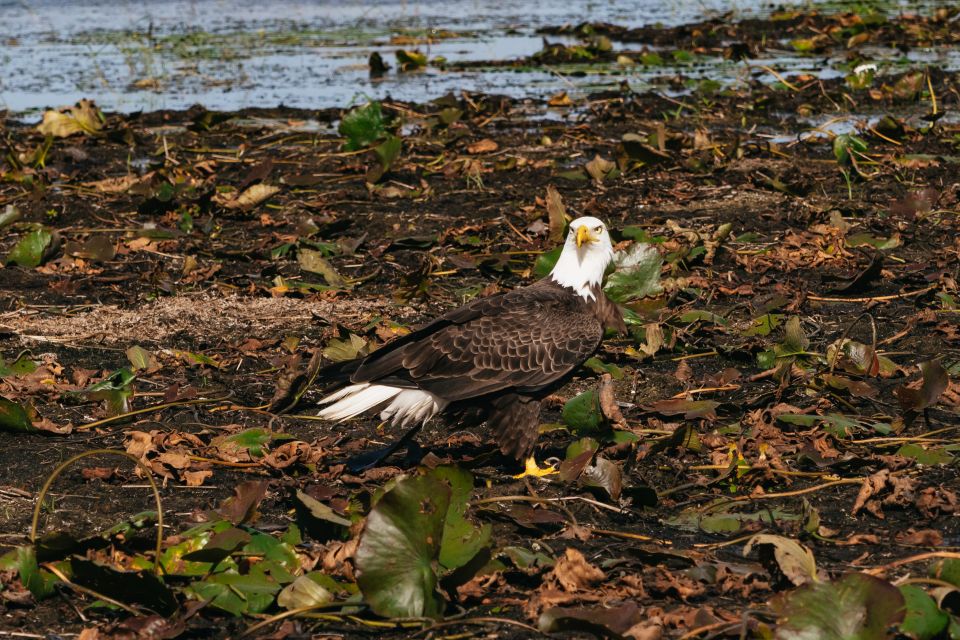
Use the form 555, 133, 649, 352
318, 383, 446, 426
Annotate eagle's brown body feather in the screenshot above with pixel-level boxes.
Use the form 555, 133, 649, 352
320, 278, 624, 459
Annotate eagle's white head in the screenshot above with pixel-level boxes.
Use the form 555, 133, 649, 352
549, 216, 614, 300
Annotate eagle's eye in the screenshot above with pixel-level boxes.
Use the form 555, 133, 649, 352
594, 225, 602, 233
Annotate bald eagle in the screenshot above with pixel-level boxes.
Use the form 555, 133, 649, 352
317, 216, 625, 473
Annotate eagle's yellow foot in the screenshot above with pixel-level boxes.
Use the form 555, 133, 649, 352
513, 456, 558, 479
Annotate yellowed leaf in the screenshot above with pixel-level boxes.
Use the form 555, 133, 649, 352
467, 138, 498, 154
548, 91, 573, 107
36, 99, 104, 138
212, 183, 280, 210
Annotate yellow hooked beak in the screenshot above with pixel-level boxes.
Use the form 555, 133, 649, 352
576, 226, 598, 248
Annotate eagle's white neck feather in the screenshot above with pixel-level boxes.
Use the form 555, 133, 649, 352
549, 219, 614, 300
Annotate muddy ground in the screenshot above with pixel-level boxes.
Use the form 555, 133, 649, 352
1, 7, 960, 640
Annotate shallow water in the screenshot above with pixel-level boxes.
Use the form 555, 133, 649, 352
0, 0, 954, 116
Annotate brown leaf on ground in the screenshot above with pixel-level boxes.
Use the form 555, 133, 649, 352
183, 470, 213, 487
466, 138, 498, 154
322, 538, 358, 582
852, 470, 889, 517
895, 528, 943, 546
598, 373, 626, 428
552, 548, 605, 591
263, 441, 320, 469
215, 480, 270, 525
915, 486, 959, 519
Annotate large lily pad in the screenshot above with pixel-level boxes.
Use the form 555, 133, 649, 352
773, 573, 905, 640
355, 473, 451, 618
432, 466, 491, 572
604, 242, 663, 303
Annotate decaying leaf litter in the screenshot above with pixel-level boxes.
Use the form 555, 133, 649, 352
2, 6, 960, 639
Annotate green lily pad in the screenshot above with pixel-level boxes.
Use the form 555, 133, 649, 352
0, 353, 38, 377
772, 573, 905, 640
899, 584, 948, 640
7, 226, 54, 268
355, 473, 451, 618
0, 396, 35, 433
432, 466, 491, 572
186, 571, 281, 615
0, 546, 58, 599
604, 243, 663, 303
561, 390, 604, 434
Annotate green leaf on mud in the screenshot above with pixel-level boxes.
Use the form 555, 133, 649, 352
186, 572, 281, 616
432, 466, 491, 572
561, 390, 604, 434
743, 313, 783, 337
833, 133, 868, 167
679, 310, 729, 326
80, 367, 136, 416
582, 357, 623, 379
6, 226, 54, 268
355, 472, 451, 618
339, 101, 387, 150
533, 246, 562, 279
929, 558, 960, 587
772, 573, 904, 640
895, 443, 954, 466
604, 243, 663, 303
182, 527, 251, 564
221, 428, 291, 458
298, 247, 347, 287
370, 134, 402, 180
0, 396, 35, 433
322, 334, 369, 362
0, 353, 38, 377
847, 232, 901, 250
778, 412, 861, 438
0, 204, 22, 229
0, 546, 58, 599
173, 350, 222, 368
899, 584, 949, 640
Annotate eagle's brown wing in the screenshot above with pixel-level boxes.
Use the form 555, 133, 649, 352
348, 281, 604, 402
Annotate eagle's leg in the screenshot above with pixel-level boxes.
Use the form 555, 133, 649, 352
345, 422, 423, 473
488, 395, 557, 478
